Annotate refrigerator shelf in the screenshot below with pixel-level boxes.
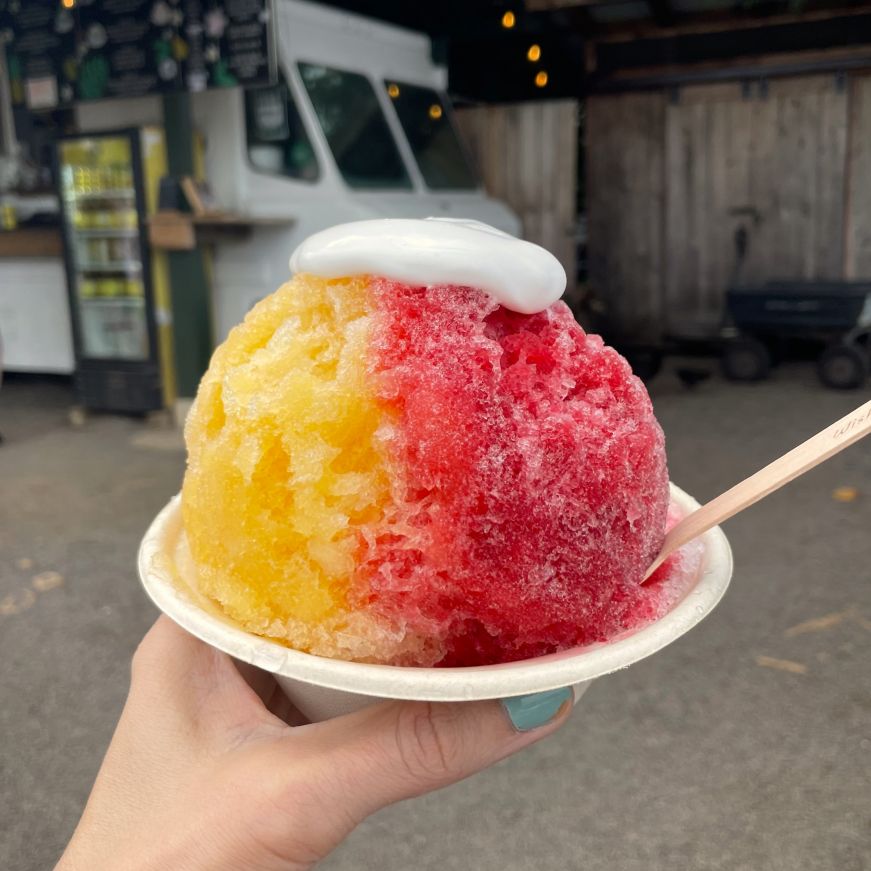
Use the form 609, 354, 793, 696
77, 262, 143, 273
65, 189, 136, 201
73, 229, 140, 238
78, 296, 145, 306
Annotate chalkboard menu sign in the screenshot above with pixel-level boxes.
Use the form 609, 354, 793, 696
0, 0, 275, 108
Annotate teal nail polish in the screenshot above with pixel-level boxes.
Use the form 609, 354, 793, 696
501, 687, 572, 732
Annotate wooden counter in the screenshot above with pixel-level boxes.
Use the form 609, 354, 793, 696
149, 210, 294, 250
0, 227, 64, 259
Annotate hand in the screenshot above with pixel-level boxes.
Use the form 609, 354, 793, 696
57, 616, 572, 871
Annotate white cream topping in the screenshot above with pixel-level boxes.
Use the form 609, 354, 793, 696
288, 218, 566, 314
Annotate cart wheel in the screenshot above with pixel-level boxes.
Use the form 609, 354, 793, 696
721, 338, 771, 382
625, 349, 663, 383
817, 344, 869, 390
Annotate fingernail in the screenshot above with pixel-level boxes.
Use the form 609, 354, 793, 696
501, 687, 573, 732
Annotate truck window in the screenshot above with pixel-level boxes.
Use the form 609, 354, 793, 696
298, 62, 412, 190
244, 76, 319, 181
385, 81, 478, 191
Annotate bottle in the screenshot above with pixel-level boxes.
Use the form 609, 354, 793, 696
1, 198, 17, 230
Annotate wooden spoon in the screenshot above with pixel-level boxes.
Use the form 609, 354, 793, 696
643, 398, 871, 582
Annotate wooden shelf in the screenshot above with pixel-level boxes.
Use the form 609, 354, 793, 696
191, 214, 294, 227
148, 210, 294, 251
0, 227, 64, 258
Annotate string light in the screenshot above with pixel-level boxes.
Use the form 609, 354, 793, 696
527, 44, 541, 62
428, 104, 443, 120
535, 70, 548, 88
501, 10, 515, 28
387, 83, 400, 98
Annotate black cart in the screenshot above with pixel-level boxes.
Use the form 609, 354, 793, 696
722, 281, 871, 389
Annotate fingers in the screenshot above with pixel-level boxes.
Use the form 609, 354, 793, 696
131, 615, 210, 690
286, 689, 573, 822
130, 616, 245, 715
129, 617, 289, 741
134, 618, 308, 731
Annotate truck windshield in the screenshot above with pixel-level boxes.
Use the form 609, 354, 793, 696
385, 81, 478, 190
298, 62, 412, 190
244, 75, 319, 181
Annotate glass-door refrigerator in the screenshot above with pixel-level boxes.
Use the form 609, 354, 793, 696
56, 128, 175, 413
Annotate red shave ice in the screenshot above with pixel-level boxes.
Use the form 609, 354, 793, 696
357, 281, 672, 666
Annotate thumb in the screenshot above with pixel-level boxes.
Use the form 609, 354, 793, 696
297, 688, 573, 817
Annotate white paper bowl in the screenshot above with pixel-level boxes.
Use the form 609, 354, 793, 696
138, 483, 732, 720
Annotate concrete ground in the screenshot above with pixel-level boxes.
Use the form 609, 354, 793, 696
1, 365, 869, 871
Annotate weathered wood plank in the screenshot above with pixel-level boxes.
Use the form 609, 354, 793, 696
744, 91, 778, 283
845, 74, 871, 279
462, 71, 857, 344
663, 74, 848, 340
780, 89, 816, 277
456, 100, 579, 291
557, 101, 579, 286
587, 91, 666, 342
817, 85, 848, 279
724, 94, 753, 286
688, 99, 708, 319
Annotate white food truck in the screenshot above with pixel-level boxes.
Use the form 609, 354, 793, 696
78, 0, 520, 342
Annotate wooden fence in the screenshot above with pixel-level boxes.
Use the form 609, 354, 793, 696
587, 72, 871, 342
455, 100, 579, 300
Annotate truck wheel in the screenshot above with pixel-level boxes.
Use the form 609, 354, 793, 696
721, 338, 771, 382
817, 344, 869, 390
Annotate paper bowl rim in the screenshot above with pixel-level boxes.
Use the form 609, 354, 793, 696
137, 483, 732, 701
